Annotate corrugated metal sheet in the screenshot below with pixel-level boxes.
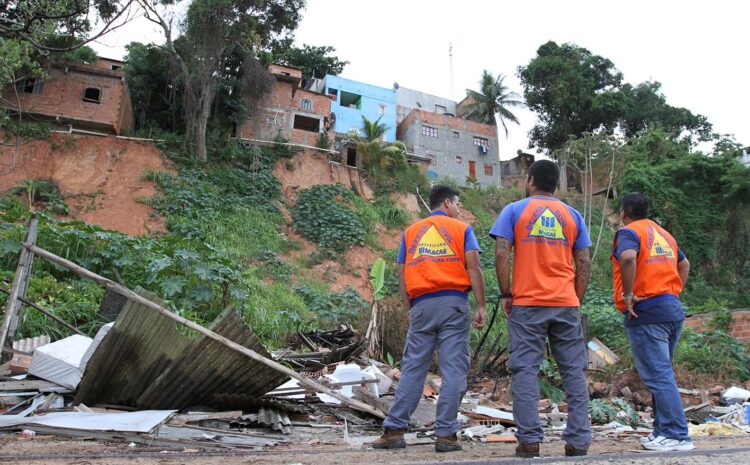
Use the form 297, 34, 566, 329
76, 293, 287, 409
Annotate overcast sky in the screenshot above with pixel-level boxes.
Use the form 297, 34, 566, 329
92, 0, 749, 160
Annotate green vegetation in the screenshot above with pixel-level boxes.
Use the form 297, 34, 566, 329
292, 184, 369, 253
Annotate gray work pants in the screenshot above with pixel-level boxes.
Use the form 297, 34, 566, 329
383, 295, 470, 436
507, 306, 592, 448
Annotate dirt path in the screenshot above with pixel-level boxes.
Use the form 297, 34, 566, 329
1, 434, 749, 464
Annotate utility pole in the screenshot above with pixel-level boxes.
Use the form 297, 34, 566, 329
449, 43, 455, 100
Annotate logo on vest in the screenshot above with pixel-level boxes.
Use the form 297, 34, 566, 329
527, 208, 567, 241
649, 228, 675, 258
412, 225, 456, 259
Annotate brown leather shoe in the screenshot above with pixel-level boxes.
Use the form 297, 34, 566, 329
435, 434, 462, 452
515, 442, 540, 458
564, 444, 588, 456
371, 428, 406, 449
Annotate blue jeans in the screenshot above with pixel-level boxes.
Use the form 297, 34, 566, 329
626, 321, 690, 441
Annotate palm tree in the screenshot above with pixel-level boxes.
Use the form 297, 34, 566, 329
349, 116, 406, 170
463, 70, 525, 138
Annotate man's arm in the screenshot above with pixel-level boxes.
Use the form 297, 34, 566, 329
618, 249, 639, 318
465, 250, 487, 328
574, 247, 591, 304
494, 237, 513, 315
397, 264, 410, 310
678, 257, 690, 286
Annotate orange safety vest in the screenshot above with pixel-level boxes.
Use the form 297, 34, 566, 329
512, 198, 581, 307
611, 219, 683, 312
403, 214, 470, 301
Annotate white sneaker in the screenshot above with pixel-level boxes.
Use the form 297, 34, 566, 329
642, 437, 695, 451
639, 433, 657, 445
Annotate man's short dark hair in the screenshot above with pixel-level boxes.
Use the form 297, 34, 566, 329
429, 185, 459, 209
528, 160, 560, 193
621, 192, 650, 220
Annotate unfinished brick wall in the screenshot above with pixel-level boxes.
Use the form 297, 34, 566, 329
2, 63, 132, 134
683, 309, 750, 341
236, 80, 331, 146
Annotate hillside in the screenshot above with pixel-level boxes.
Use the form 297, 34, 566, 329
0, 135, 747, 388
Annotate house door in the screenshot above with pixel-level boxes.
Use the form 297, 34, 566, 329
468, 160, 477, 180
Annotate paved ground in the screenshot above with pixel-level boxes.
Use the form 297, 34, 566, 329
1, 433, 749, 464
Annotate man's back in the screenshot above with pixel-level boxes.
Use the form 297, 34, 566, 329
490, 195, 590, 307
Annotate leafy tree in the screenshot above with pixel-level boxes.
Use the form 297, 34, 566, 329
518, 41, 624, 153
347, 116, 406, 170
137, 0, 305, 162
462, 70, 525, 137
275, 44, 348, 79
619, 81, 711, 140
123, 42, 183, 131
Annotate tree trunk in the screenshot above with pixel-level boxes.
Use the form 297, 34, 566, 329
559, 146, 568, 192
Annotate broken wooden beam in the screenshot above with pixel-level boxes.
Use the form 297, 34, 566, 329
0, 285, 85, 337
22, 243, 387, 420
0, 216, 39, 349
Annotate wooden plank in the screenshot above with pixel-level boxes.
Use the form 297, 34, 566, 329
0, 217, 39, 349
25, 244, 386, 420
0, 380, 64, 391
169, 410, 243, 426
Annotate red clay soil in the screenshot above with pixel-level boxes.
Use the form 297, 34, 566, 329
0, 134, 171, 235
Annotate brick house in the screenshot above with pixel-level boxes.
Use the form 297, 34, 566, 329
500, 151, 535, 188
2, 58, 133, 135
235, 65, 332, 147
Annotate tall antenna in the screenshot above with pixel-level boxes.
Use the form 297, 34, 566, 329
449, 42, 455, 100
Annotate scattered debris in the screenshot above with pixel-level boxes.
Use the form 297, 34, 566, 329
723, 386, 750, 404
587, 338, 620, 369
689, 421, 747, 436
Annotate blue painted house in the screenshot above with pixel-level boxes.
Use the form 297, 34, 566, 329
324, 75, 397, 142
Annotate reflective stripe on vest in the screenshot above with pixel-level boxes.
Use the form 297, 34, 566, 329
611, 219, 683, 312
403, 215, 470, 301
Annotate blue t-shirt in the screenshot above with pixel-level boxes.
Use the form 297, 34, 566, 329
488, 196, 592, 250
397, 211, 480, 304
613, 228, 686, 326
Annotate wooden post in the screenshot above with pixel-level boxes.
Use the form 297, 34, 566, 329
21, 243, 386, 419
0, 217, 39, 349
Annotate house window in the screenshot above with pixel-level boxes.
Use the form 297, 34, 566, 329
327, 88, 338, 101
452, 131, 460, 138
456, 156, 463, 164
473, 136, 489, 148
339, 91, 362, 109
484, 163, 494, 176
21, 78, 43, 95
300, 98, 313, 111
83, 87, 101, 104
111, 64, 122, 70
378, 104, 387, 116
265, 116, 276, 127
435, 104, 447, 114
293, 114, 320, 132
421, 126, 438, 138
